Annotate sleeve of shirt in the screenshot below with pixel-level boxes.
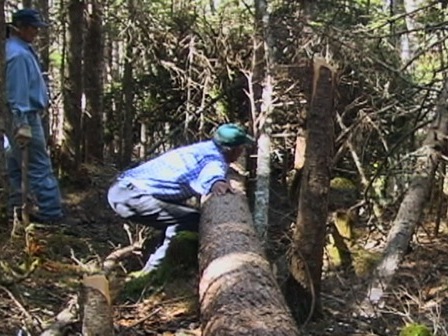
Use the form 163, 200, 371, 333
189, 160, 228, 195
6, 54, 31, 126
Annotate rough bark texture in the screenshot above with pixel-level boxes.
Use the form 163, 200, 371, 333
84, 0, 104, 162
253, 0, 275, 239
36, 0, 51, 141
361, 80, 448, 315
81, 275, 114, 336
64, 0, 84, 169
199, 170, 300, 336
0, 0, 6, 203
287, 59, 335, 323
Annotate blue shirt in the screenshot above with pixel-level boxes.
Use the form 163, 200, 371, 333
119, 140, 229, 201
5, 37, 49, 118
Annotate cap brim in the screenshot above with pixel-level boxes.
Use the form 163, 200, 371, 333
31, 21, 49, 28
244, 134, 255, 145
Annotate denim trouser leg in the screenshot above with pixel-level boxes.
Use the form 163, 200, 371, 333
6, 111, 63, 219
107, 180, 200, 272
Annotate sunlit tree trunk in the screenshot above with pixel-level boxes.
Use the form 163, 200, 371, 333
63, 0, 84, 170
253, 0, 275, 240
401, 0, 424, 68
84, 0, 104, 163
286, 59, 336, 323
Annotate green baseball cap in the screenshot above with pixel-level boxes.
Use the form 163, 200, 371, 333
213, 123, 255, 147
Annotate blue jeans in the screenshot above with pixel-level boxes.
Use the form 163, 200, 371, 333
6, 111, 63, 220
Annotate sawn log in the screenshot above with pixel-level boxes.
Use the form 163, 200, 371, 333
199, 175, 300, 336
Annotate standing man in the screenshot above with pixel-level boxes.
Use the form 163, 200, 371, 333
5, 9, 63, 223
107, 123, 254, 273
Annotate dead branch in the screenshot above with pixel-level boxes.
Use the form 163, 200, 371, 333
39, 297, 78, 336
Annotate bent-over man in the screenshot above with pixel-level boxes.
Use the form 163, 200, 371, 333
107, 123, 254, 272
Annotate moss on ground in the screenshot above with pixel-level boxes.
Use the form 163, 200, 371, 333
399, 323, 433, 336
123, 231, 199, 299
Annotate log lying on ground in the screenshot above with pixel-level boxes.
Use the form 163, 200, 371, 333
199, 174, 300, 336
360, 79, 448, 316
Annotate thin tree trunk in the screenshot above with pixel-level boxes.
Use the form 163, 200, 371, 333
199, 165, 300, 336
84, 0, 104, 163
63, 0, 84, 169
253, 0, 275, 239
360, 79, 448, 316
121, 35, 134, 168
36, 0, 50, 142
286, 59, 336, 323
0, 0, 6, 204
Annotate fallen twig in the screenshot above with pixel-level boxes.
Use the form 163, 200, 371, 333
0, 285, 37, 329
124, 307, 162, 329
123, 295, 195, 329
103, 243, 144, 275
39, 296, 78, 336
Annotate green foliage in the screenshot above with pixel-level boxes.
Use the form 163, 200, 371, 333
49, 51, 63, 68
399, 323, 433, 336
330, 177, 357, 191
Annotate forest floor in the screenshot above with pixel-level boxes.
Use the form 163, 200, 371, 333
0, 166, 448, 336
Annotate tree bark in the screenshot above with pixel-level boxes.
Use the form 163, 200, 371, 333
63, 0, 84, 170
0, 0, 6, 206
84, 0, 104, 162
360, 79, 448, 315
252, 0, 274, 239
81, 274, 114, 336
287, 59, 336, 323
199, 167, 300, 336
35, 0, 51, 142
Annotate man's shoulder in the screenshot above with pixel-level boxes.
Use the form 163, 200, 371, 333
6, 39, 31, 60
186, 140, 219, 152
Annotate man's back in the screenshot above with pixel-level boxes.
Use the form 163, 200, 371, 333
119, 140, 228, 200
6, 36, 48, 113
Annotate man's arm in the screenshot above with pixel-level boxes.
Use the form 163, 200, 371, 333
190, 161, 232, 196
6, 54, 31, 127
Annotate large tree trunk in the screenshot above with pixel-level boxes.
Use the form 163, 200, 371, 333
199, 168, 300, 336
360, 79, 448, 316
286, 59, 336, 323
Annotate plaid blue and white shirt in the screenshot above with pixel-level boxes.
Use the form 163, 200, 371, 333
118, 140, 228, 201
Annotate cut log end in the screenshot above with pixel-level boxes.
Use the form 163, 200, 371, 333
199, 179, 300, 335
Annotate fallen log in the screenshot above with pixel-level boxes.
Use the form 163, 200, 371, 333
359, 77, 448, 316
199, 171, 300, 336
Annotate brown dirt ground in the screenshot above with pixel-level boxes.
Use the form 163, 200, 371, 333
0, 170, 447, 336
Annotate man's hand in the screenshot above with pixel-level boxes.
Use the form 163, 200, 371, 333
15, 125, 32, 148
211, 180, 234, 196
